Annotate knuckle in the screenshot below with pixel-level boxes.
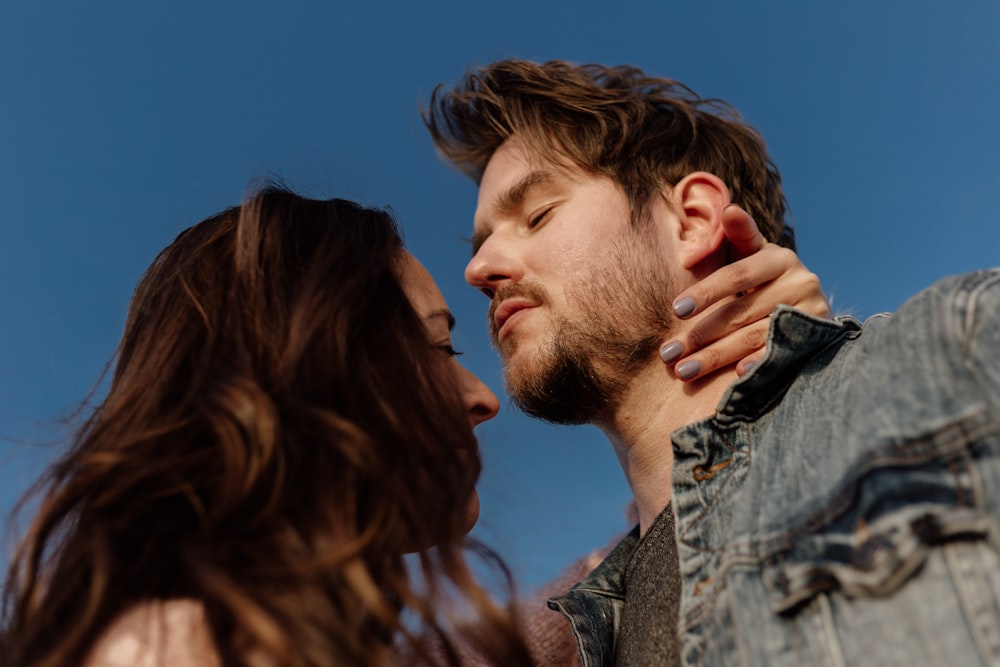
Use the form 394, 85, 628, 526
742, 324, 768, 350
722, 298, 753, 325
729, 263, 754, 292
806, 295, 832, 318
687, 326, 709, 350
773, 246, 797, 266
802, 271, 822, 291
700, 346, 723, 371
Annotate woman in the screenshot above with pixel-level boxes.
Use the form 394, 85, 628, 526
0, 186, 827, 667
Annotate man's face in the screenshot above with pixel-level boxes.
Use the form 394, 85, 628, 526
464, 138, 679, 424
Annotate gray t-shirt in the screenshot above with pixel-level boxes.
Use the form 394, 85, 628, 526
614, 503, 681, 666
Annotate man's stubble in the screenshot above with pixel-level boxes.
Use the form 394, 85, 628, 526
497, 225, 677, 425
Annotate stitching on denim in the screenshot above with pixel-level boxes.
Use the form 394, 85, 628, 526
944, 541, 1000, 661
959, 271, 1000, 360
678, 429, 747, 553
693, 459, 732, 482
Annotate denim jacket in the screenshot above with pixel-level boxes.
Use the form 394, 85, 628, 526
550, 270, 1000, 666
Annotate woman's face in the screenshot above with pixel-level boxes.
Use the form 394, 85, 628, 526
397, 251, 500, 530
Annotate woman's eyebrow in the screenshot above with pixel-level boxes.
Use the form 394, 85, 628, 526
426, 308, 456, 331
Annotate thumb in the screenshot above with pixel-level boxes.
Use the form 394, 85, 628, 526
723, 204, 765, 260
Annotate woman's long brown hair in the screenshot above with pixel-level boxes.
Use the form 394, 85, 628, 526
1, 186, 532, 666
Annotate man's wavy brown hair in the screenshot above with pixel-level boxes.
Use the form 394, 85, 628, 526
424, 58, 794, 249
0, 186, 532, 666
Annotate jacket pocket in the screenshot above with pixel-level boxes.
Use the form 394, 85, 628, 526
760, 406, 999, 615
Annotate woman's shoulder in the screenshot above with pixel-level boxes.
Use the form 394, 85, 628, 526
82, 599, 221, 667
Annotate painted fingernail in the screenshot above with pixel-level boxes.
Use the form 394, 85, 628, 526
742, 360, 756, 373
659, 341, 683, 364
674, 296, 696, 318
676, 359, 701, 380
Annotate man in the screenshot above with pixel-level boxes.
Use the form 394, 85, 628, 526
426, 59, 1000, 666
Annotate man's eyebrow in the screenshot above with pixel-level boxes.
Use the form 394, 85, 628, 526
471, 170, 554, 256
426, 308, 456, 331
494, 170, 553, 218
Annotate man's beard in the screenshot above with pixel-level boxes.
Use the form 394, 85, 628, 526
494, 229, 677, 425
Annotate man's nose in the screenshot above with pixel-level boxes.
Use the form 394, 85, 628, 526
464, 236, 523, 299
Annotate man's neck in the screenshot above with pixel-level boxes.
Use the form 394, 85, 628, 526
595, 360, 737, 536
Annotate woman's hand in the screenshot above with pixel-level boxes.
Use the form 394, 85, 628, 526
658, 205, 830, 382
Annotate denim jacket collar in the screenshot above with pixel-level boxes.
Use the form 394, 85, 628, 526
714, 306, 862, 424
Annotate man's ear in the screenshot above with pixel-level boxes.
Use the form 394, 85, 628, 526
668, 172, 730, 270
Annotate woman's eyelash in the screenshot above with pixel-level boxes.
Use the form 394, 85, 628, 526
437, 344, 463, 357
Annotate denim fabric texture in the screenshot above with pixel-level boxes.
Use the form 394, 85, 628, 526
550, 270, 1000, 666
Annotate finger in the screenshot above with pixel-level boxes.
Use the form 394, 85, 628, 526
664, 271, 817, 362
798, 281, 833, 320
672, 318, 771, 382
736, 353, 763, 376
673, 245, 797, 319
722, 205, 765, 260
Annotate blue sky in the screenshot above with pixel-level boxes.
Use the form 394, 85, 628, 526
2, 1, 998, 592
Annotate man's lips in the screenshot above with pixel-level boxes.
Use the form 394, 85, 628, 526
492, 299, 539, 341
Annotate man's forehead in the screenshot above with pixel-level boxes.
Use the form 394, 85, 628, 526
479, 139, 534, 193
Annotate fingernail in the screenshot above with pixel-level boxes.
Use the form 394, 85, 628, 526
676, 359, 701, 380
742, 360, 756, 373
659, 341, 683, 364
673, 296, 696, 318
